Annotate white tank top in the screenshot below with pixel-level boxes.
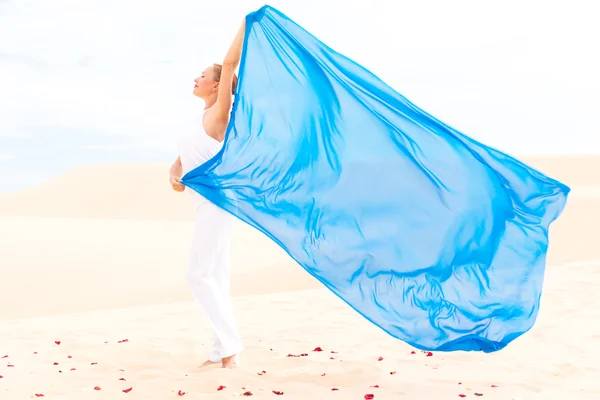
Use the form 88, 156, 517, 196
178, 113, 223, 209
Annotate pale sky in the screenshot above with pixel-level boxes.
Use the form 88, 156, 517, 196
0, 0, 598, 193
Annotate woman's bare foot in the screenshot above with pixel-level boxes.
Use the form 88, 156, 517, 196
221, 355, 237, 369
199, 359, 218, 368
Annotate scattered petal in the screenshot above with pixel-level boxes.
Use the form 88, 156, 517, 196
321, 373, 326, 376
90, 363, 98, 365
217, 386, 226, 391
365, 395, 375, 400
331, 388, 339, 391
459, 395, 466, 398
122, 388, 133, 393
425, 352, 433, 357
119, 378, 126, 381
94, 386, 101, 391
389, 371, 396, 375
330, 351, 338, 354
313, 347, 323, 352
177, 390, 186, 396
70, 368, 76, 371
242, 391, 253, 396
1, 355, 7, 359
257, 371, 266, 376
7, 364, 14, 367
53, 363, 59, 366
272, 390, 284, 395
34, 395, 44, 398
370, 385, 380, 388
286, 353, 308, 357
118, 339, 129, 344
0, 376, 3, 379
410, 351, 416, 355
474, 394, 483, 397
377, 357, 383, 361
458, 382, 462, 385
33, 352, 38, 355
67, 356, 72, 359
329, 357, 335, 360
54, 341, 61, 345
491, 385, 498, 388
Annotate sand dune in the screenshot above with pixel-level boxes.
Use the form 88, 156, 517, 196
1, 156, 599, 399
0, 163, 193, 221
0, 155, 598, 220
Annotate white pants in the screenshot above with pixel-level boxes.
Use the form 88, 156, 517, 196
186, 200, 243, 362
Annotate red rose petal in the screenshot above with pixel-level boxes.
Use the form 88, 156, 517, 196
94, 386, 101, 391
7, 364, 14, 367
330, 351, 338, 354
1, 355, 7, 358
70, 368, 76, 371
365, 395, 375, 400
313, 347, 323, 352
90, 362, 98, 365
257, 370, 266, 376
123, 388, 133, 393
53, 362, 59, 365
410, 351, 416, 354
242, 391, 253, 396
425, 352, 433, 357
491, 385, 498, 388
54, 341, 61, 345
286, 353, 308, 357
329, 357, 335, 360
177, 390, 186, 396
474, 394, 483, 397
35, 395, 45, 397
377, 357, 383, 361
389, 371, 396, 375
217, 385, 226, 391
0, 375, 3, 378
273, 390, 284, 395
119, 378, 126, 381
118, 339, 129, 343
33, 352, 38, 355
68, 356, 72, 359
370, 385, 380, 388
321, 373, 326, 376
458, 382, 462, 385
458, 395, 466, 398
331, 388, 339, 391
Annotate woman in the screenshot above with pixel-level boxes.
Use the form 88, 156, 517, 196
169, 19, 246, 369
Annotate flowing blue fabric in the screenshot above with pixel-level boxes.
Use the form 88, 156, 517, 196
181, 5, 569, 352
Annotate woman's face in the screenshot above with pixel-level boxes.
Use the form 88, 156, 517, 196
193, 66, 218, 98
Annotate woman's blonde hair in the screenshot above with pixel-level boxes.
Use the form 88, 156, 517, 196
212, 64, 238, 95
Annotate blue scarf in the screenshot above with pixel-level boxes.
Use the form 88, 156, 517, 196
182, 5, 569, 352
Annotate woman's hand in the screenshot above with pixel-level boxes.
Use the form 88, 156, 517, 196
169, 156, 185, 192
170, 175, 185, 192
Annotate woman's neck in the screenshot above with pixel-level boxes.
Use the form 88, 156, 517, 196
203, 93, 218, 110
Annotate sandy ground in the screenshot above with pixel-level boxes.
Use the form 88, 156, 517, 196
1, 155, 599, 399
